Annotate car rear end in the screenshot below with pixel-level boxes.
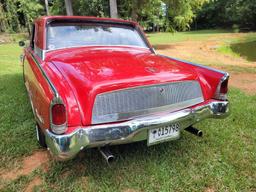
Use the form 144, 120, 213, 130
38, 16, 229, 160
45, 70, 229, 160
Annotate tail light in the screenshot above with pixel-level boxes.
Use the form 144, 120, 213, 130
52, 104, 66, 125
214, 73, 229, 100
50, 98, 67, 134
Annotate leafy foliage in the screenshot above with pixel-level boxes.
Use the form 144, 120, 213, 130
49, 0, 109, 17
0, 0, 44, 33
118, 0, 166, 31
164, 0, 207, 31
0, 0, 208, 33
0, 0, 255, 33
196, 0, 256, 30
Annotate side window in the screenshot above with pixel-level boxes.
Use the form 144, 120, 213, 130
30, 25, 35, 50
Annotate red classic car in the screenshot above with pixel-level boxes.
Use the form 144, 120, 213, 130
20, 16, 229, 161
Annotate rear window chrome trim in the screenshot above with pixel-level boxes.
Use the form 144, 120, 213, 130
44, 19, 152, 54
45, 45, 150, 53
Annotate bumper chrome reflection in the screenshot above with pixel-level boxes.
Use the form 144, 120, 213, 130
45, 100, 229, 160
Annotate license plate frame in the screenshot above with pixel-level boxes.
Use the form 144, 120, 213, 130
147, 123, 180, 146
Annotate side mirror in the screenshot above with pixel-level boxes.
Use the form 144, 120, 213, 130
19, 40, 25, 47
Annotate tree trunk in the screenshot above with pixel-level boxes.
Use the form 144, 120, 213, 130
109, 0, 118, 18
131, 0, 145, 21
131, 0, 138, 21
65, 0, 73, 16
44, 0, 50, 15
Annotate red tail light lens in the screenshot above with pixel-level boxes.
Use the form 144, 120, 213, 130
220, 79, 228, 94
51, 104, 66, 125
214, 73, 229, 100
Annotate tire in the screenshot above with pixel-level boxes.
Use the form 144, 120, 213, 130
36, 124, 47, 148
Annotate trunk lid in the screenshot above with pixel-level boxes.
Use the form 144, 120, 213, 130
46, 46, 200, 125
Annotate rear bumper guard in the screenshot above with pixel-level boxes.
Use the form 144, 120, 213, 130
45, 100, 229, 160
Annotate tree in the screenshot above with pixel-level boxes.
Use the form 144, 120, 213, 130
109, 0, 118, 18
164, 0, 207, 31
0, 0, 44, 33
1, 0, 21, 32
117, 0, 165, 31
0, 2, 8, 32
18, 0, 44, 33
44, 0, 49, 15
64, 0, 73, 16
5, 0, 255, 33
195, 0, 256, 30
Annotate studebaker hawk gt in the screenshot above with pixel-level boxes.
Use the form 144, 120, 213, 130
20, 16, 229, 161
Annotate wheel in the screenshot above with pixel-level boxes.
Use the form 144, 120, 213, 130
36, 124, 47, 148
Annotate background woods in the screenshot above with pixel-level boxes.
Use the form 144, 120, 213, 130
0, 0, 256, 34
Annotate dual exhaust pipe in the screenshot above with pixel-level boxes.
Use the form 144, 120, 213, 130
98, 126, 202, 163
98, 147, 115, 164
185, 126, 203, 137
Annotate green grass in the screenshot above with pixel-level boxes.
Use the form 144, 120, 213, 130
148, 29, 231, 45
0, 44, 38, 169
0, 33, 28, 44
1, 31, 256, 191
218, 33, 256, 62
35, 90, 256, 191
218, 46, 241, 58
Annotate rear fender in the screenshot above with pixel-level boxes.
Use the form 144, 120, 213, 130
160, 55, 228, 100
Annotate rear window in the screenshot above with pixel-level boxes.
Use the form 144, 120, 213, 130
46, 22, 148, 50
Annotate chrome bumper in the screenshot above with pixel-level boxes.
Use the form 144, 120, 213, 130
45, 100, 229, 160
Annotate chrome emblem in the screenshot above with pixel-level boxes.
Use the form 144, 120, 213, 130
160, 88, 164, 94
145, 67, 157, 73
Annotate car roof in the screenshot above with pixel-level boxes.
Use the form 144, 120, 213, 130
35, 16, 137, 26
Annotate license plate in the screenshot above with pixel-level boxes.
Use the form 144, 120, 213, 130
148, 123, 180, 145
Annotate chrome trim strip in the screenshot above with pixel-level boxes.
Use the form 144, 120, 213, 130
29, 51, 59, 97
45, 18, 152, 53
34, 45, 46, 60
214, 72, 230, 100
45, 45, 150, 53
45, 100, 229, 160
220, 72, 230, 83
28, 50, 67, 133
94, 80, 198, 94
92, 97, 204, 124
159, 54, 226, 75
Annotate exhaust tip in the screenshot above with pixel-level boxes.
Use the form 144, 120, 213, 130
98, 147, 115, 164
107, 155, 115, 163
185, 126, 203, 137
197, 130, 203, 137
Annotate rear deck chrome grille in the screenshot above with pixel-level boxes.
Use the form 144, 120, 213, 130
92, 81, 204, 124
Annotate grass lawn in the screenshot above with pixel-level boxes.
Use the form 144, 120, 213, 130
148, 29, 232, 45
0, 31, 256, 191
217, 33, 256, 62
0, 44, 37, 166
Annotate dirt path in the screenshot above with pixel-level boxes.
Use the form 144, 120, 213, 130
0, 151, 50, 181
24, 176, 43, 192
156, 34, 256, 94
0, 150, 49, 191
0, 150, 50, 192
